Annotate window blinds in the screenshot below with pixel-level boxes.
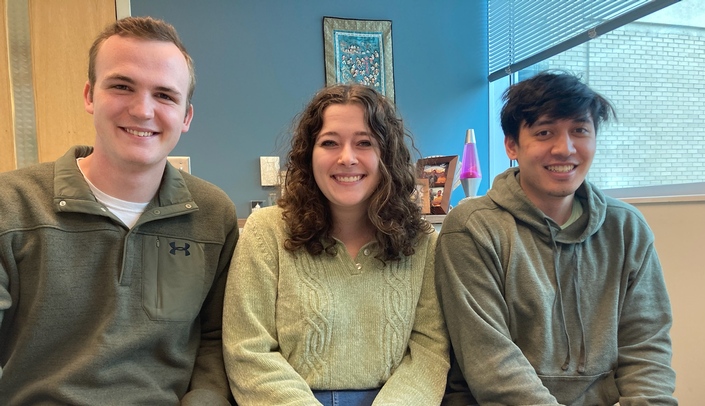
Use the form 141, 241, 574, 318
488, 0, 680, 81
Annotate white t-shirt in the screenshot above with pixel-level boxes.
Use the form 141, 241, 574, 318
77, 158, 150, 228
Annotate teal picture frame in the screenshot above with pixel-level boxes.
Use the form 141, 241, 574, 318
323, 17, 395, 101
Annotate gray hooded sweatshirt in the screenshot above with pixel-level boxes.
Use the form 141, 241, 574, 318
436, 167, 676, 405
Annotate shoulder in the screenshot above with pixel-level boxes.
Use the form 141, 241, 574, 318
0, 163, 55, 207
181, 172, 232, 204
413, 229, 438, 254
236, 206, 289, 262
0, 163, 57, 233
440, 195, 509, 235
581, 184, 655, 245
583, 181, 648, 226
0, 162, 54, 190
602, 195, 654, 237
603, 194, 644, 217
241, 206, 287, 237
180, 172, 236, 217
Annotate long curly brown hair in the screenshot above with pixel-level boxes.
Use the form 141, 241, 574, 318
279, 84, 432, 263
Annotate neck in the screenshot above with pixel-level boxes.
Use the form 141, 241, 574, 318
535, 195, 574, 225
79, 153, 163, 203
331, 208, 375, 258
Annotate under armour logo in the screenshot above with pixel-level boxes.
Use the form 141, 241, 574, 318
169, 242, 191, 256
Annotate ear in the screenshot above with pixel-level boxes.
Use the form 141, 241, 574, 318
181, 104, 194, 132
83, 81, 94, 114
504, 135, 519, 160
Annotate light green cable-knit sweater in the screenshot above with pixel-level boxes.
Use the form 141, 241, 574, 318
223, 205, 450, 405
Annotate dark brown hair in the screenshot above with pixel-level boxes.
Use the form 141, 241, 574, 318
280, 84, 432, 263
501, 71, 615, 144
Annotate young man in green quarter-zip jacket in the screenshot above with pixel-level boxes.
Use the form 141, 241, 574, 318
436, 71, 676, 405
0, 17, 237, 405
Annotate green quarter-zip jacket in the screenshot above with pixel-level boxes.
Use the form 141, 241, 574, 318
0, 146, 238, 405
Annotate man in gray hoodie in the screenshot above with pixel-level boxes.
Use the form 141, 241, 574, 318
436, 72, 676, 405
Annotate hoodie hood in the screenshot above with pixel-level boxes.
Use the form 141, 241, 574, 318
487, 167, 607, 244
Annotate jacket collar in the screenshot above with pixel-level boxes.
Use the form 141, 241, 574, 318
53, 145, 198, 217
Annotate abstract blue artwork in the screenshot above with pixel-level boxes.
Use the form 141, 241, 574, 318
333, 31, 384, 92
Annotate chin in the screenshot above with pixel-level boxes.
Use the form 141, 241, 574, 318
549, 188, 579, 198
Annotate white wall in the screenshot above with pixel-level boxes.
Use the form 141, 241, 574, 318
625, 195, 705, 405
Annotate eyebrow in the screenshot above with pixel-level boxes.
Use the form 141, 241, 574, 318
317, 130, 371, 137
533, 118, 556, 127
533, 115, 593, 127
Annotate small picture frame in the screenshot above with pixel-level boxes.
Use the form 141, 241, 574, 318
412, 178, 431, 214
417, 155, 458, 215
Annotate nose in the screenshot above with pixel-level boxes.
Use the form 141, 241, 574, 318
337, 143, 358, 166
552, 131, 576, 157
129, 93, 155, 120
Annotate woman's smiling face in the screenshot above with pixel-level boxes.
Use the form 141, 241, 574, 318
312, 103, 381, 217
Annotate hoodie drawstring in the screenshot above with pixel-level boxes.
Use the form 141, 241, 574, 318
546, 220, 572, 371
572, 248, 587, 373
546, 219, 586, 374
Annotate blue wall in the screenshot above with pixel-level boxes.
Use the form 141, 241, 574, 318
131, 0, 489, 218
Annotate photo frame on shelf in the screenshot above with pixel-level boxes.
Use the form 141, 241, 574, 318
323, 17, 395, 101
416, 155, 458, 215
412, 178, 431, 215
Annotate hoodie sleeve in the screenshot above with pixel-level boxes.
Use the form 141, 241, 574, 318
435, 210, 561, 405
615, 243, 677, 405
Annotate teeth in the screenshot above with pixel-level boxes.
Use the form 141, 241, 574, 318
547, 165, 574, 173
336, 175, 362, 182
125, 128, 154, 137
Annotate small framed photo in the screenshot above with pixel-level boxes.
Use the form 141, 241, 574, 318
412, 178, 431, 214
417, 155, 458, 215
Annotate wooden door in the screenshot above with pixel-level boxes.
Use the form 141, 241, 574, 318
0, 0, 14, 172
1, 0, 116, 172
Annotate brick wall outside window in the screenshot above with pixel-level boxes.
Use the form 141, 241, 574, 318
544, 23, 705, 189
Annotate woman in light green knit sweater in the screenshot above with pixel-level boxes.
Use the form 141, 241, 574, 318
223, 84, 450, 405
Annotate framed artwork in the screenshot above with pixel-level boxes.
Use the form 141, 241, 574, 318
412, 178, 431, 215
323, 17, 395, 100
417, 155, 458, 215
